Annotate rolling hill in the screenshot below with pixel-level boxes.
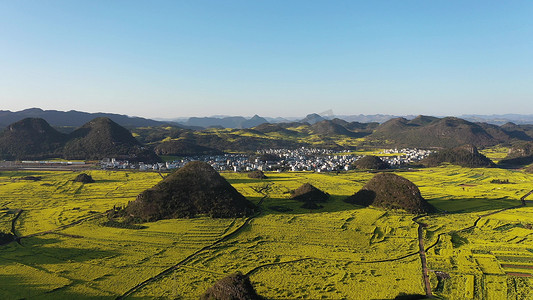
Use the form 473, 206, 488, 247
0, 117, 160, 162
0, 118, 67, 160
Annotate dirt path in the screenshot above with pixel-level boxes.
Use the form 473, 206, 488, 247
20, 212, 106, 239
417, 189, 532, 297
11, 209, 23, 238
2, 211, 106, 246
416, 221, 432, 297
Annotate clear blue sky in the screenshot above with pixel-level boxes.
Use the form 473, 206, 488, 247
1, 1, 532, 118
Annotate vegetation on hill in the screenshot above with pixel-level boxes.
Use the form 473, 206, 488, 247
353, 155, 390, 170
125, 161, 256, 220
290, 183, 329, 209
129, 115, 533, 153
248, 170, 267, 179
310, 120, 355, 137
0, 117, 161, 162
0, 107, 166, 128
154, 139, 223, 156
73, 173, 95, 183
420, 145, 495, 168
500, 122, 533, 140
498, 141, 533, 166
200, 272, 263, 300
345, 173, 435, 214
64, 117, 147, 161
369, 116, 518, 148
0, 118, 66, 160
253, 123, 299, 135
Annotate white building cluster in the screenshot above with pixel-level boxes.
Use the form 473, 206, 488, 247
100, 147, 433, 172
379, 148, 434, 166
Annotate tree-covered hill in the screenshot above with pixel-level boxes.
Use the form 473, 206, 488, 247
0, 117, 160, 162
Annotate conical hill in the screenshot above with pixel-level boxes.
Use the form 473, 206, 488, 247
353, 155, 390, 170
0, 118, 66, 159
200, 272, 263, 300
126, 161, 255, 220
290, 183, 329, 203
63, 117, 159, 162
345, 173, 435, 214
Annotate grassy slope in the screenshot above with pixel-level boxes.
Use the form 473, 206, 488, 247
0, 167, 532, 299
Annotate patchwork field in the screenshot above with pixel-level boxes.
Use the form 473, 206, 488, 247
0, 166, 532, 299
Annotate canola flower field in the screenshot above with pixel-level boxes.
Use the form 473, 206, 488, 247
0, 165, 532, 299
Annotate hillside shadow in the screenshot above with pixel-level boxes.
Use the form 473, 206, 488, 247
254, 194, 525, 216
94, 179, 122, 183
0, 274, 116, 299
226, 176, 293, 185
257, 194, 364, 216
428, 196, 521, 214
1, 236, 119, 266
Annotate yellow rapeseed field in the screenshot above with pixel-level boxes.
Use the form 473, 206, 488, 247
0, 166, 532, 299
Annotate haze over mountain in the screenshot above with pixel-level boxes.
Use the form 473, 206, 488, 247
0, 108, 165, 129
3, 108, 533, 131
2, 109, 533, 159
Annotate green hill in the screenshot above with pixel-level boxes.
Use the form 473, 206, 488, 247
126, 161, 256, 220
0, 117, 160, 162
154, 139, 223, 156
353, 155, 390, 170
200, 272, 264, 300
370, 116, 511, 148
498, 141, 533, 166
345, 173, 435, 214
421, 145, 495, 168
0, 118, 67, 160
63, 117, 159, 162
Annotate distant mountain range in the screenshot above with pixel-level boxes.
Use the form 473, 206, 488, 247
2, 108, 533, 161
0, 108, 165, 129
2, 109, 533, 130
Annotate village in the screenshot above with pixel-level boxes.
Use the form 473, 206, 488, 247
100, 147, 434, 172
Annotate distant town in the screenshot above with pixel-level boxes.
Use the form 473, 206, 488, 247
0, 147, 434, 172
99, 147, 433, 172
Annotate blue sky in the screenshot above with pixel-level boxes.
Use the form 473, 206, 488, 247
1, 1, 532, 118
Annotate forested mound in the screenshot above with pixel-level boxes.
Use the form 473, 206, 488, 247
0, 118, 66, 160
291, 183, 329, 209
200, 272, 263, 300
253, 123, 298, 135
420, 145, 495, 168
63, 117, 157, 161
0, 117, 161, 162
74, 173, 95, 183
154, 139, 222, 156
370, 117, 510, 148
126, 161, 255, 220
499, 141, 533, 166
345, 173, 435, 214
248, 170, 267, 179
353, 155, 390, 169
310, 120, 355, 136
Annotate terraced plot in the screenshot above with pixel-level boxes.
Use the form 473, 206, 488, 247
0, 166, 532, 299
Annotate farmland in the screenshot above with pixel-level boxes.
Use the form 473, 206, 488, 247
0, 166, 532, 299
